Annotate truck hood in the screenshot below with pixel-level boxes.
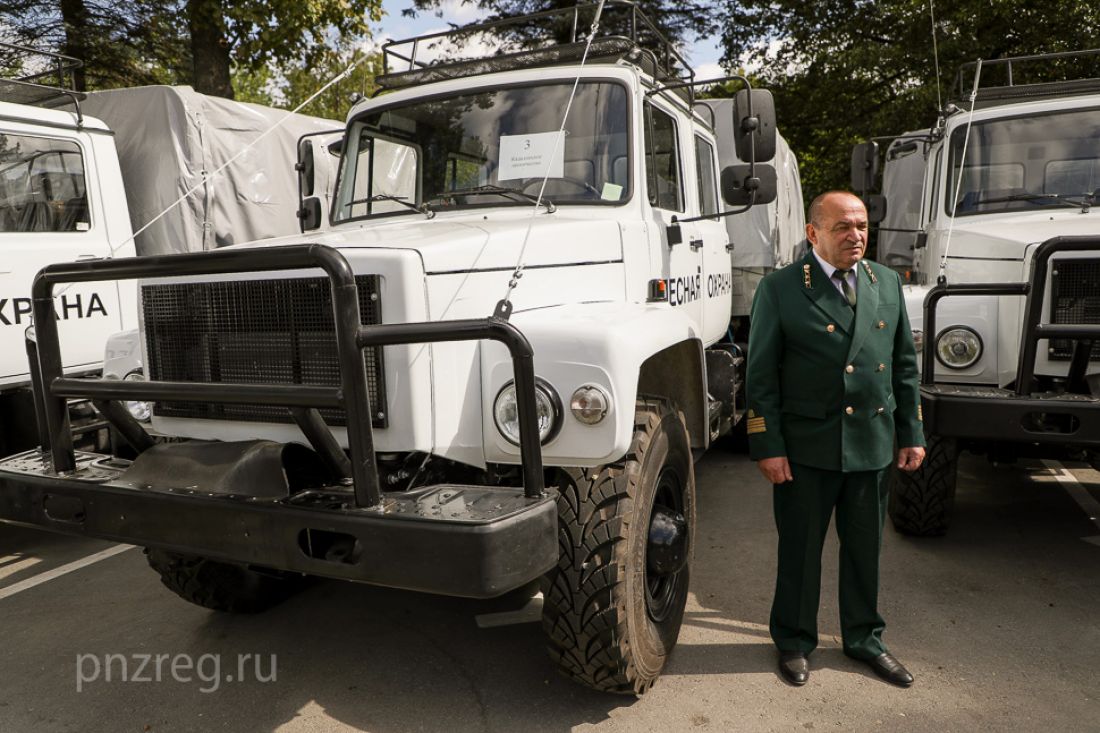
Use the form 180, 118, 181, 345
942, 209, 1100, 260
234, 211, 624, 274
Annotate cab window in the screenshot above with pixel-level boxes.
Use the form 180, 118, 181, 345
0, 134, 89, 232
644, 103, 683, 212
694, 135, 719, 217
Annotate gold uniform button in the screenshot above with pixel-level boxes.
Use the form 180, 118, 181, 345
826, 324, 836, 333
876, 407, 885, 414
845, 365, 855, 373
845, 406, 854, 415
877, 320, 886, 329
877, 363, 886, 371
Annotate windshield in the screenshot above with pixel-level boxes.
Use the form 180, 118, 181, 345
946, 107, 1100, 217
332, 81, 630, 222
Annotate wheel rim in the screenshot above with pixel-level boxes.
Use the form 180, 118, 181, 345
645, 466, 687, 623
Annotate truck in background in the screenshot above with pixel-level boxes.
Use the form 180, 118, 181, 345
0, 43, 340, 456
0, 2, 804, 694
853, 49, 1100, 536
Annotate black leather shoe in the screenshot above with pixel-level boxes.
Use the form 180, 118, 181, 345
865, 653, 914, 687
778, 651, 809, 686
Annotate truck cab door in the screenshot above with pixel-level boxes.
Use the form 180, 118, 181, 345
645, 101, 703, 332
0, 130, 120, 388
692, 133, 732, 345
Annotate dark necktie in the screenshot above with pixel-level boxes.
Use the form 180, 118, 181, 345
833, 269, 856, 308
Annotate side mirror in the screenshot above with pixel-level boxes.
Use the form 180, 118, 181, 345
298, 196, 322, 232
666, 221, 683, 247
850, 141, 879, 193
721, 163, 777, 206
732, 89, 777, 163
862, 194, 887, 224
297, 139, 316, 197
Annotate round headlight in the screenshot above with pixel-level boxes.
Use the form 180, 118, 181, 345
493, 379, 561, 446
123, 371, 152, 422
570, 384, 610, 425
935, 327, 982, 369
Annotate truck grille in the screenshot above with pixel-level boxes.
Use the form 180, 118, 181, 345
1049, 260, 1100, 361
142, 276, 386, 427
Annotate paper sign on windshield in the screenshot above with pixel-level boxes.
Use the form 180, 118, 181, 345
498, 132, 564, 181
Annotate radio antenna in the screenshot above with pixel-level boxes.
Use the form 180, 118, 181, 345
928, 0, 946, 111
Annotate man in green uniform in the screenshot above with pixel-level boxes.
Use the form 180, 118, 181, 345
746, 191, 926, 687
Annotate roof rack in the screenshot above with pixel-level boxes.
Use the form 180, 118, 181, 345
955, 48, 1100, 106
0, 41, 85, 118
378, 1, 693, 91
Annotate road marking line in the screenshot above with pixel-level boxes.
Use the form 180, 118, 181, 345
0, 555, 42, 581
474, 593, 543, 628
1041, 459, 1100, 543
0, 544, 135, 601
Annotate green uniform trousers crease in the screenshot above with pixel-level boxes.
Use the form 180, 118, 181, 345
770, 462, 889, 660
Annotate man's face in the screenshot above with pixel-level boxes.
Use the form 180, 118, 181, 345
807, 194, 868, 270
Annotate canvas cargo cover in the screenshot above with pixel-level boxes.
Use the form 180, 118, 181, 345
80, 86, 342, 256
702, 98, 806, 269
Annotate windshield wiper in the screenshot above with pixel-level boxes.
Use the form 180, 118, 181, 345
346, 194, 434, 219
972, 191, 1093, 211
430, 184, 556, 213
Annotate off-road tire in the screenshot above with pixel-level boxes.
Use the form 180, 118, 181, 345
541, 398, 696, 694
887, 433, 959, 536
145, 549, 305, 613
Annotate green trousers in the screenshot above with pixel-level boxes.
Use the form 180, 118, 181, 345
770, 462, 890, 660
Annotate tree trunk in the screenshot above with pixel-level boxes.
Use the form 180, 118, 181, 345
58, 0, 88, 91
188, 0, 234, 98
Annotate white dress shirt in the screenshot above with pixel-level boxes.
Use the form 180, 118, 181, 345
812, 249, 858, 300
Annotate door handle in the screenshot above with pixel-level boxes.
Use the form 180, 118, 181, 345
689, 238, 704, 251
725, 242, 734, 253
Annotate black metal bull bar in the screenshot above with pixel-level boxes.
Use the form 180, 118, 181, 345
26, 244, 546, 509
920, 236, 1100, 444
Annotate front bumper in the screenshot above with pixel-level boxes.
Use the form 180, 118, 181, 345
921, 385, 1100, 446
0, 450, 558, 598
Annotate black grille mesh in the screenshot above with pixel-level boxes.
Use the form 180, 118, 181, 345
142, 275, 385, 426
1049, 260, 1100, 361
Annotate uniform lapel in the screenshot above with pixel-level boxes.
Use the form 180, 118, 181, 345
800, 251, 854, 333
845, 261, 880, 363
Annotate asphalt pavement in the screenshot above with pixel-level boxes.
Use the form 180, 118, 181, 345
1, 449, 1097, 733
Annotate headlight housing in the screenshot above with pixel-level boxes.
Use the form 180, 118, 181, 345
123, 371, 152, 422
493, 378, 562, 446
935, 326, 982, 369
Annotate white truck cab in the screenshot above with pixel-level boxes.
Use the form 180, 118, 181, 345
0, 3, 802, 695
856, 50, 1100, 536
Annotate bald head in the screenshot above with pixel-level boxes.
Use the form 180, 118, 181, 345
809, 191, 864, 227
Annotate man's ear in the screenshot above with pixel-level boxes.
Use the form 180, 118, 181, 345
805, 223, 817, 247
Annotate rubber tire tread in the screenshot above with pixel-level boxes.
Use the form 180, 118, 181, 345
887, 433, 959, 536
541, 398, 694, 695
145, 548, 303, 613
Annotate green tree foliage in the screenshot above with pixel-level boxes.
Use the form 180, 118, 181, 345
234, 43, 384, 122
405, 0, 715, 49
0, 0, 383, 101
718, 0, 1100, 199
0, 0, 186, 90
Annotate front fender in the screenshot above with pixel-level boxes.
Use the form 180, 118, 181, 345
481, 302, 702, 466
907, 284, 999, 384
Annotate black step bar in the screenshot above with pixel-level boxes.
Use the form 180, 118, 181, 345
26, 244, 545, 509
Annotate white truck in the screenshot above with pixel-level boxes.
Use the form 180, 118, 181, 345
0, 43, 339, 456
0, 4, 802, 694
853, 49, 1100, 536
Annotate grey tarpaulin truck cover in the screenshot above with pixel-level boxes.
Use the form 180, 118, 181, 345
80, 85, 341, 256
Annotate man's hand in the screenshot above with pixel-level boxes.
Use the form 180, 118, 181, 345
757, 456, 793, 484
896, 446, 925, 472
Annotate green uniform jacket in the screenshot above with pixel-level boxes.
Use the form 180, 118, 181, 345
746, 251, 925, 472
